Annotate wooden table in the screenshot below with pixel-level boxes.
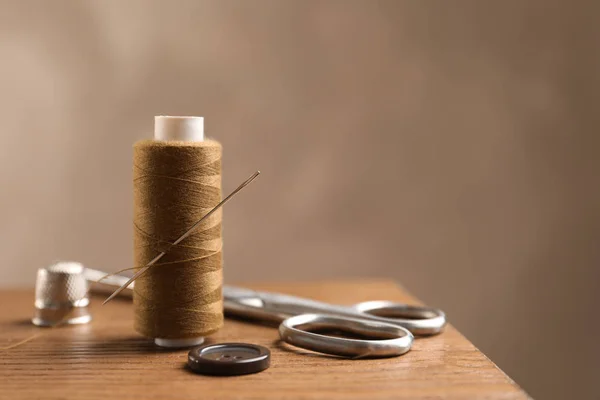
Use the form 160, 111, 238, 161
0, 279, 529, 399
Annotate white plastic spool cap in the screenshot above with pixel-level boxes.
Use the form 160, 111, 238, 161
154, 116, 204, 142
151, 115, 206, 348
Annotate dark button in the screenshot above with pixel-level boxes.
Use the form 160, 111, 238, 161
187, 343, 270, 376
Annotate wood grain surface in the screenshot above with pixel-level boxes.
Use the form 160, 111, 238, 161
0, 280, 529, 399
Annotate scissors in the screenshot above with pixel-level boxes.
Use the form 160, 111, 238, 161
86, 269, 446, 359
223, 285, 445, 358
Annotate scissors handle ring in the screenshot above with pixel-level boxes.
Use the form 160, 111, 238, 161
278, 313, 414, 358
353, 301, 447, 336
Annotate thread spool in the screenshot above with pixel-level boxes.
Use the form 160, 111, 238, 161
133, 116, 223, 348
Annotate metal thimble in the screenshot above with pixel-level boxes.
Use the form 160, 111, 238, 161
32, 261, 92, 327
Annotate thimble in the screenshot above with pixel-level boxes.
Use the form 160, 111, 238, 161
32, 261, 92, 327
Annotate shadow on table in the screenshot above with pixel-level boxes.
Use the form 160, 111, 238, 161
79, 336, 223, 356
17, 335, 220, 357
3, 318, 33, 327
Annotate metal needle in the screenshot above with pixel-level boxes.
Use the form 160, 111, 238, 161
103, 170, 261, 305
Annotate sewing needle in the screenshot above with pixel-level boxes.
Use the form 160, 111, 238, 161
103, 170, 261, 305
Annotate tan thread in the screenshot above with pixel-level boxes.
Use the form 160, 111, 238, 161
133, 139, 224, 339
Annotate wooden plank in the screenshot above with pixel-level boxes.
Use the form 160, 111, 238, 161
0, 280, 529, 399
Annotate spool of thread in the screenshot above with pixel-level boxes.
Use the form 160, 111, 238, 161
133, 116, 223, 348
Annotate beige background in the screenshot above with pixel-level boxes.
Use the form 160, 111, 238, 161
1, 1, 599, 398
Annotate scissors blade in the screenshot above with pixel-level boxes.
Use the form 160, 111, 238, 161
223, 286, 357, 322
